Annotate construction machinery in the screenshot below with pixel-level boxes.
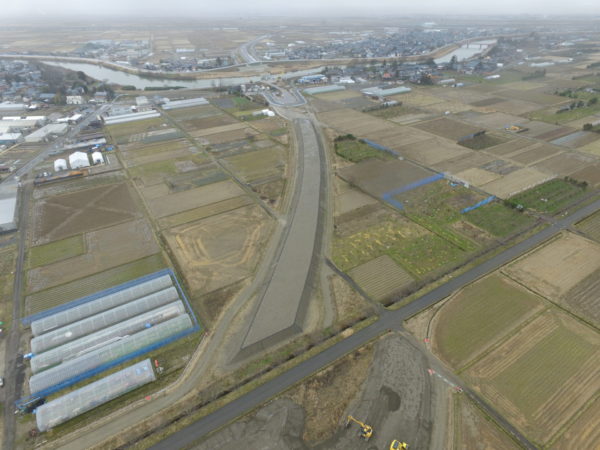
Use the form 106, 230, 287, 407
345, 415, 373, 441
390, 439, 409, 449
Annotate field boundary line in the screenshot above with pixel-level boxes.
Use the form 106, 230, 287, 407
499, 270, 600, 332
544, 389, 600, 448
464, 392, 531, 450
457, 306, 550, 374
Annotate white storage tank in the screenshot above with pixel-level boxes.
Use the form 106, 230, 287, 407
68, 151, 90, 169
92, 151, 104, 165
53, 159, 67, 172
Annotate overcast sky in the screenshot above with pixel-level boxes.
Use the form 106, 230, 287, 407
3, 0, 600, 17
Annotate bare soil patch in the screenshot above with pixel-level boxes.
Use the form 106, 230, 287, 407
146, 179, 245, 218
164, 205, 271, 294
503, 232, 600, 300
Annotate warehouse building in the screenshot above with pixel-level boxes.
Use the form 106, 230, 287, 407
304, 84, 346, 95
36, 359, 156, 432
0, 102, 25, 112
360, 86, 412, 97
25, 123, 68, 143
0, 180, 18, 232
162, 97, 209, 110
0, 132, 23, 146
102, 110, 160, 125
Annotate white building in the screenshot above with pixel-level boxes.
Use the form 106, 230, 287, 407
25, 123, 69, 143
54, 159, 68, 171
91, 151, 104, 165
69, 152, 90, 169
66, 96, 84, 105
0, 133, 23, 146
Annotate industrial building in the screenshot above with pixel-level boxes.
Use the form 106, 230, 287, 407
102, 110, 160, 125
53, 159, 68, 172
0, 102, 26, 112
0, 132, 23, 146
25, 123, 68, 143
297, 74, 328, 84
162, 97, 209, 110
18, 271, 199, 405
360, 86, 412, 97
0, 180, 18, 232
304, 84, 346, 95
68, 151, 90, 169
1, 117, 45, 133
66, 95, 84, 105
36, 359, 156, 432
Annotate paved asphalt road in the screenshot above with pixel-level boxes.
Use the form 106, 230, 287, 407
152, 197, 600, 450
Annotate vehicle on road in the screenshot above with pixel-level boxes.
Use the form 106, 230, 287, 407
0, 377, 4, 387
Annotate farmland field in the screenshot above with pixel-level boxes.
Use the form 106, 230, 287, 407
551, 397, 600, 450
348, 255, 414, 301
508, 178, 587, 214
508, 143, 562, 165
503, 232, 600, 300
480, 167, 551, 199
221, 146, 286, 183
164, 205, 272, 294
25, 253, 166, 316
432, 274, 543, 369
338, 158, 433, 197
28, 235, 85, 268
157, 195, 253, 229
464, 202, 536, 237
334, 137, 394, 162
33, 183, 141, 244
145, 179, 245, 218
414, 117, 483, 141
397, 136, 470, 166
332, 217, 466, 278
27, 219, 159, 294
576, 209, 600, 241
465, 310, 600, 444
561, 268, 600, 327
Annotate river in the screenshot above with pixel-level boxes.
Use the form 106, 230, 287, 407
40, 61, 326, 89
435, 40, 497, 64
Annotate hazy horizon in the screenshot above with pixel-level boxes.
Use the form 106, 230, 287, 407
4, 0, 600, 19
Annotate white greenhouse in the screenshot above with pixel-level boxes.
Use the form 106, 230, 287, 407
53, 159, 67, 172
91, 151, 104, 165
68, 151, 90, 169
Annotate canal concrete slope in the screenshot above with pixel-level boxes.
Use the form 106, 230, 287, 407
240, 117, 324, 354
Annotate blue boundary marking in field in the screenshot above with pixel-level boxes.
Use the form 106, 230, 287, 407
461, 195, 496, 214
21, 269, 173, 326
362, 138, 400, 157
16, 269, 202, 408
381, 173, 445, 210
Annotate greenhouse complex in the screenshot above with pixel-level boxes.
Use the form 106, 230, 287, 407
18, 270, 200, 431
36, 359, 156, 432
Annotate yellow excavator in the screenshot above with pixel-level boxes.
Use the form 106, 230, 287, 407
345, 415, 373, 441
390, 439, 409, 449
